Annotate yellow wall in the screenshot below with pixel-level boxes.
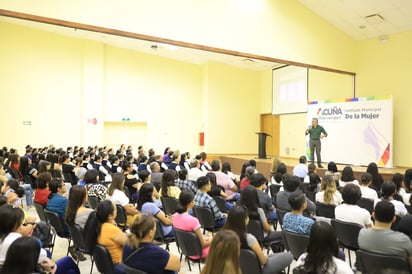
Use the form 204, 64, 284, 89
0, 22, 83, 150
1, 1, 412, 166
205, 61, 260, 154
355, 31, 412, 166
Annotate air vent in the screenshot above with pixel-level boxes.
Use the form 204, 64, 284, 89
365, 14, 384, 24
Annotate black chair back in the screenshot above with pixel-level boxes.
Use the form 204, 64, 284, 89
34, 202, 48, 222
94, 244, 114, 274
315, 202, 336, 218
193, 206, 216, 233
88, 196, 100, 209
269, 184, 282, 202
173, 228, 202, 272
247, 218, 265, 244
44, 209, 67, 237
122, 263, 148, 274
282, 230, 309, 260
357, 197, 374, 214
240, 248, 262, 274
161, 196, 179, 215
276, 208, 289, 228
115, 204, 128, 229
69, 224, 94, 272
331, 219, 362, 250
154, 218, 175, 251
212, 196, 228, 213
357, 249, 411, 274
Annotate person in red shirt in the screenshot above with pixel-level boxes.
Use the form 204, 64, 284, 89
34, 172, 52, 207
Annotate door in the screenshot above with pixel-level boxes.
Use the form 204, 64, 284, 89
260, 114, 280, 156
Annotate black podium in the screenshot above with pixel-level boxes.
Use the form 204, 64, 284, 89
255, 132, 271, 159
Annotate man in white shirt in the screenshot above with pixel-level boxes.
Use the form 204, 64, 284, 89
335, 184, 372, 228
188, 159, 205, 181
293, 156, 308, 181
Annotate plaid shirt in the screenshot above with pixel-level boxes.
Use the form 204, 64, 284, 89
176, 179, 197, 194
194, 191, 225, 220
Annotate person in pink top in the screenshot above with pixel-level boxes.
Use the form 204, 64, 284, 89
210, 160, 240, 201
173, 189, 211, 259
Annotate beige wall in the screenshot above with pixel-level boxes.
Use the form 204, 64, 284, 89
355, 31, 412, 166
1, 1, 411, 166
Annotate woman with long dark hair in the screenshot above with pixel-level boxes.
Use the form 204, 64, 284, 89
223, 205, 293, 274
366, 162, 384, 192
137, 184, 173, 237
173, 189, 211, 259
0, 236, 42, 274
160, 169, 180, 199
295, 221, 352, 273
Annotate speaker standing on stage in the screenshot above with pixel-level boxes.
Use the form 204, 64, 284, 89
305, 118, 327, 168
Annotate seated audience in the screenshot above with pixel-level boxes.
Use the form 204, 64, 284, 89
359, 172, 379, 203
137, 184, 174, 237
339, 165, 359, 187
175, 168, 197, 194
95, 200, 127, 274
315, 175, 342, 205
335, 184, 372, 228
200, 230, 241, 274
211, 160, 240, 201
194, 176, 227, 229
366, 162, 384, 192
122, 213, 180, 273
358, 200, 412, 266
34, 171, 52, 207
283, 192, 315, 235
376, 181, 408, 217
240, 166, 255, 190
122, 161, 140, 201
106, 173, 139, 225
224, 205, 293, 274
250, 173, 277, 222
188, 159, 204, 182
295, 221, 352, 273
85, 169, 107, 202
324, 161, 341, 183
276, 175, 316, 215
0, 205, 80, 274
160, 169, 181, 199
392, 172, 408, 203
240, 186, 282, 249
293, 156, 308, 181
173, 189, 211, 259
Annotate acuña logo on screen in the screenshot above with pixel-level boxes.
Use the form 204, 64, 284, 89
316, 106, 343, 116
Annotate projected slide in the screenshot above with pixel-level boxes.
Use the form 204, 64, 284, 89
272, 65, 308, 115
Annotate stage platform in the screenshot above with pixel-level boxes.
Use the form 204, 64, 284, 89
217, 154, 406, 182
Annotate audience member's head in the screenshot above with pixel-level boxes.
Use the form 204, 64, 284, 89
288, 192, 306, 211
360, 172, 372, 186
211, 160, 221, 171
374, 200, 395, 223
0, 236, 41, 274
327, 161, 338, 173
299, 155, 307, 164
176, 189, 195, 214
381, 181, 396, 200
392, 173, 404, 192
201, 230, 241, 274
341, 184, 361, 205
301, 221, 339, 273
128, 213, 155, 248
341, 166, 355, 182
284, 175, 301, 192
84, 169, 99, 185
37, 172, 52, 189
196, 176, 211, 190
404, 169, 412, 191
250, 173, 267, 188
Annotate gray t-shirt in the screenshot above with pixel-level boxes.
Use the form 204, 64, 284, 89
358, 228, 412, 257
246, 233, 258, 248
